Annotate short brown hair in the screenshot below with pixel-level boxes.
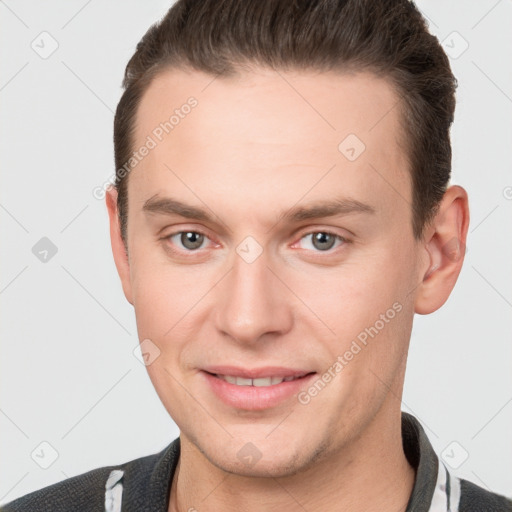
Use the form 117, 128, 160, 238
113, 0, 457, 243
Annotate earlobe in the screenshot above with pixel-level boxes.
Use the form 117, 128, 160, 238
414, 185, 469, 315
105, 186, 134, 305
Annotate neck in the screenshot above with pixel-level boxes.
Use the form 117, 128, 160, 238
168, 407, 416, 512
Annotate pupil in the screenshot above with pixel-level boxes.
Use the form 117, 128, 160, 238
313, 232, 335, 251
182, 232, 203, 250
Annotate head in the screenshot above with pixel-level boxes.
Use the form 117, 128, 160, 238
107, 0, 469, 477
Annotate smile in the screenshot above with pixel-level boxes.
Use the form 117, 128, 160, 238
214, 374, 308, 386
201, 368, 316, 410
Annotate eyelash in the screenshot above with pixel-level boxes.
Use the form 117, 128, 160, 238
162, 228, 350, 256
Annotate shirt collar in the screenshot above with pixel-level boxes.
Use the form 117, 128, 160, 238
402, 411, 461, 511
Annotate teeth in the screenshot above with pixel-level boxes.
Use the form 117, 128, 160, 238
216, 374, 306, 386
253, 377, 273, 387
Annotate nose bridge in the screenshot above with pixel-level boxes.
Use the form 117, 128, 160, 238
214, 240, 292, 344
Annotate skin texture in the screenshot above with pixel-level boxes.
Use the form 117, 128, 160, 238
106, 67, 469, 512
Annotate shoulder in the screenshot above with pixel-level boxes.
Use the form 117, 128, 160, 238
1, 465, 114, 512
0, 449, 166, 512
459, 477, 512, 512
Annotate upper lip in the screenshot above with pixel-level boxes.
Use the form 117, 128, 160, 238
202, 366, 314, 379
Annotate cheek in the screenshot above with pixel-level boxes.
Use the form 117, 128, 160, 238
129, 241, 194, 323
128, 245, 216, 368
296, 252, 414, 417
300, 251, 412, 331
131, 269, 172, 339
290, 241, 417, 376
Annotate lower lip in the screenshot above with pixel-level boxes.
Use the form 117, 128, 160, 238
201, 371, 316, 410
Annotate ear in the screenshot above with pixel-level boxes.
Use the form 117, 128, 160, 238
414, 185, 470, 315
106, 186, 133, 305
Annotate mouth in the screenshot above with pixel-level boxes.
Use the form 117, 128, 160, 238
200, 367, 317, 410
209, 373, 310, 387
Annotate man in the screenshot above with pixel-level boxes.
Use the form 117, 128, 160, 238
3, 0, 511, 511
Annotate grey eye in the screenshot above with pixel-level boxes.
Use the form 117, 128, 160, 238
299, 232, 344, 252
176, 231, 205, 250
310, 232, 337, 251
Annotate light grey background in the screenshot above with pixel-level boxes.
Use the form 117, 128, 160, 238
1, 0, 511, 504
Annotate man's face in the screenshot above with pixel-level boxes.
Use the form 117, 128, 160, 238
118, 67, 427, 476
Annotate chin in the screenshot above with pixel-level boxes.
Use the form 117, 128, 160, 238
215, 454, 305, 479
198, 437, 327, 479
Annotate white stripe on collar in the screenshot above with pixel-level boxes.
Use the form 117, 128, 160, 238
105, 469, 124, 512
428, 457, 461, 512
447, 467, 461, 512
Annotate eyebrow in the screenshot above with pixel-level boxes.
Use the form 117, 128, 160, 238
142, 194, 375, 226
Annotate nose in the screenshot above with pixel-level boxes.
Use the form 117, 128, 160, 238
214, 244, 293, 346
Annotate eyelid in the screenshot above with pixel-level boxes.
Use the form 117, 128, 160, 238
294, 226, 351, 240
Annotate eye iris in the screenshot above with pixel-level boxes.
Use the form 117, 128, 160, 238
312, 232, 336, 251
181, 232, 204, 250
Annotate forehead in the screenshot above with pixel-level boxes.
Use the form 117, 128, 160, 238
129, 67, 410, 222
135, 66, 405, 148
